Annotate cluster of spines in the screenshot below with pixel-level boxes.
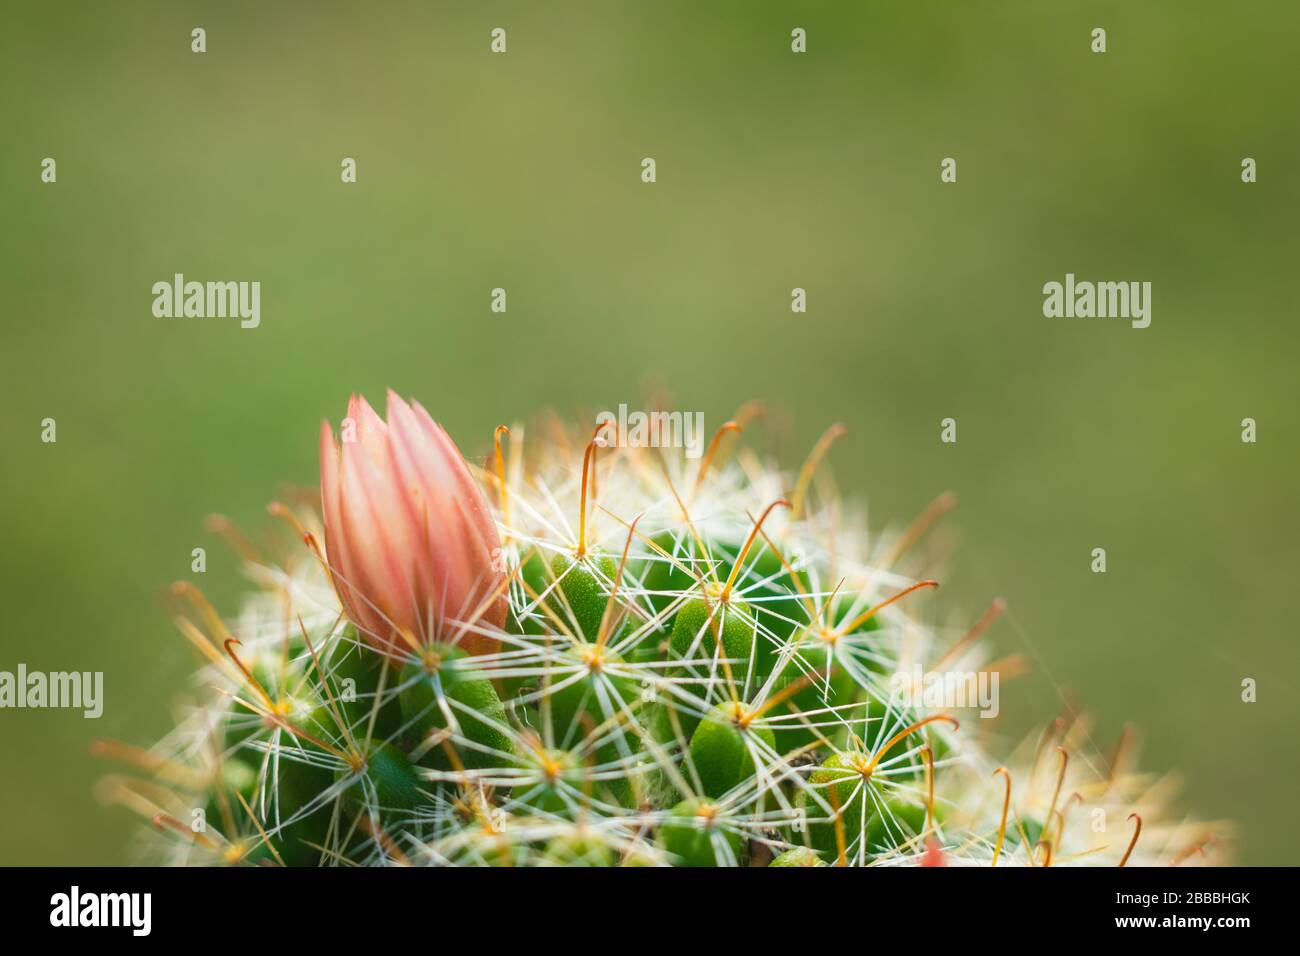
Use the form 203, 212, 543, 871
95, 419, 1220, 867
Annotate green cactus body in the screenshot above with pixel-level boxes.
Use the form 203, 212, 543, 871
240, 756, 334, 867
658, 799, 743, 867
542, 832, 619, 866
769, 846, 825, 867
669, 597, 758, 671
796, 751, 939, 861
336, 742, 424, 817
512, 747, 585, 815
106, 408, 1220, 868
399, 645, 513, 769
508, 549, 552, 636
769, 638, 859, 753
328, 632, 405, 741
545, 646, 638, 761
550, 552, 617, 641
639, 531, 703, 618
688, 702, 776, 798
864, 794, 931, 851
739, 547, 808, 656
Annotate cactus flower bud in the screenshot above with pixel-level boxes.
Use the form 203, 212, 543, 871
319, 390, 505, 656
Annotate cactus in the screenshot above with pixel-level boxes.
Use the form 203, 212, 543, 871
97, 392, 1227, 866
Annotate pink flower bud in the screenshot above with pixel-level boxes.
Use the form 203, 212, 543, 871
920, 836, 948, 867
319, 391, 505, 656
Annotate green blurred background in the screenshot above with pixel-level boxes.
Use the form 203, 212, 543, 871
2, 1, 1297, 865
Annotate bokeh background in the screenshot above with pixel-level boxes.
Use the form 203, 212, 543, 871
2, 0, 1297, 865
